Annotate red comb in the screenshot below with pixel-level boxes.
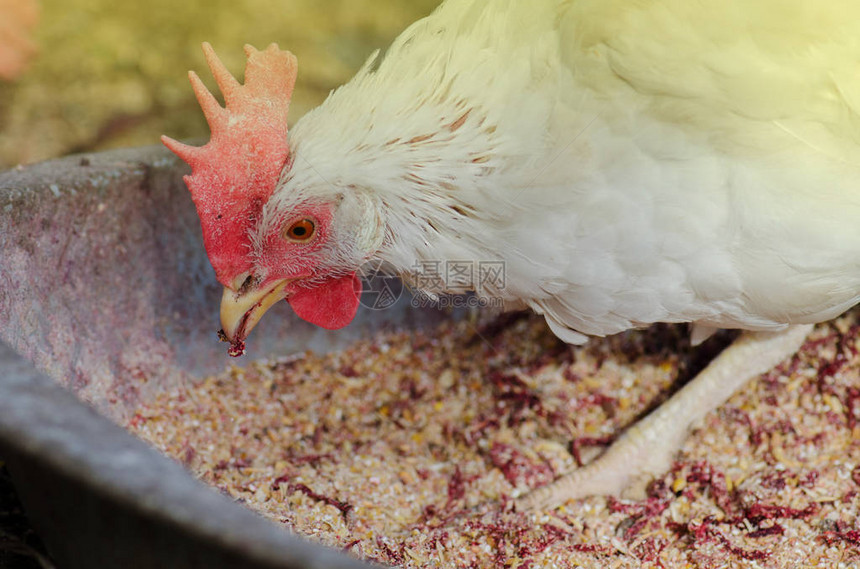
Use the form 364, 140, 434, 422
162, 42, 297, 286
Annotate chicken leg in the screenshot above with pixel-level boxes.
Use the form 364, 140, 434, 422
517, 324, 814, 511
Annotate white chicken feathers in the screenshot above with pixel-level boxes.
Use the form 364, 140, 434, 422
263, 0, 860, 345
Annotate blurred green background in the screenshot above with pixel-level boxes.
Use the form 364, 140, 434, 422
0, 0, 440, 169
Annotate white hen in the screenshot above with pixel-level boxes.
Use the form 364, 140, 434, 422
164, 0, 860, 509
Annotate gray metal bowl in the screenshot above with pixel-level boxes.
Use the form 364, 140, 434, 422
0, 146, 443, 568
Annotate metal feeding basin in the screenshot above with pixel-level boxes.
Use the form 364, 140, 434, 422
0, 145, 444, 569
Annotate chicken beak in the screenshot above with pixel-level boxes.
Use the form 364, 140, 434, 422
219, 279, 290, 356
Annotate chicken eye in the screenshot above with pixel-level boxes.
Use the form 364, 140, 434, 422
283, 218, 316, 242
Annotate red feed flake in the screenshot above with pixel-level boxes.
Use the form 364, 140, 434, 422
632, 537, 668, 563
799, 470, 820, 488
569, 436, 614, 467
288, 483, 354, 520
819, 529, 860, 547
463, 415, 501, 445
607, 495, 637, 515
802, 330, 840, 352
339, 365, 360, 378
572, 543, 614, 555
488, 442, 554, 487
213, 449, 251, 471
744, 502, 818, 524
463, 518, 529, 567
514, 523, 571, 563
747, 524, 785, 539
375, 538, 405, 565
343, 539, 360, 552
759, 471, 789, 490
534, 523, 570, 552
724, 406, 766, 447
689, 518, 770, 561
818, 351, 848, 379
446, 465, 466, 508
845, 326, 860, 355
488, 371, 543, 424
610, 491, 672, 541
724, 540, 770, 561
845, 387, 860, 429
683, 461, 734, 514
271, 474, 291, 491
180, 444, 196, 466
287, 453, 334, 466
128, 413, 146, 428
562, 366, 581, 383
232, 456, 252, 469
607, 494, 670, 518
227, 338, 246, 358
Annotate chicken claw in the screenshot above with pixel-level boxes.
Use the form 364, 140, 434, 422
517, 324, 814, 511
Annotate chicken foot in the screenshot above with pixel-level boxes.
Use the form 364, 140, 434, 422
517, 323, 814, 511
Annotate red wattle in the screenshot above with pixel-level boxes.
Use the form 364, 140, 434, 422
287, 273, 361, 329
